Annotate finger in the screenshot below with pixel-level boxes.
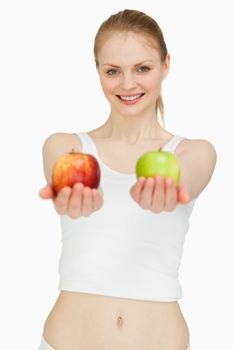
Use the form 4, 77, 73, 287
55, 186, 72, 214
39, 184, 55, 199
164, 177, 177, 211
81, 186, 93, 216
130, 177, 145, 202
140, 177, 155, 209
151, 176, 165, 213
92, 189, 98, 210
178, 183, 190, 203
91, 188, 102, 210
68, 183, 84, 217
94, 190, 104, 209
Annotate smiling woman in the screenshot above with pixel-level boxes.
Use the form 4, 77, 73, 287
38, 8, 216, 350
96, 29, 169, 125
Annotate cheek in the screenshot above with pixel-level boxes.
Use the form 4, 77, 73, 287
99, 77, 117, 95
143, 73, 163, 92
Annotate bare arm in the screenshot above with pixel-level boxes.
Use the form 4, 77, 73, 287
130, 138, 217, 213
176, 139, 217, 201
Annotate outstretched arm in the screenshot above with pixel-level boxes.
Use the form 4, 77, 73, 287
176, 139, 217, 201
130, 139, 217, 213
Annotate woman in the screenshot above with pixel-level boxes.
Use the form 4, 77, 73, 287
38, 9, 217, 350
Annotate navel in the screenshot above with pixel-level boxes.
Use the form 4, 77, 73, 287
116, 315, 124, 328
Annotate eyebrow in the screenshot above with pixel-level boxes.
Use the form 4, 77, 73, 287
102, 60, 154, 67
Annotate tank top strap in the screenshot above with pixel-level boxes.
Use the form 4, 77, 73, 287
76, 132, 98, 156
162, 135, 185, 154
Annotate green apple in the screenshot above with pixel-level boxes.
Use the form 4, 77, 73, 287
135, 148, 180, 186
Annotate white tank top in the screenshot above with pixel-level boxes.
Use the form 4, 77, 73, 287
58, 132, 197, 301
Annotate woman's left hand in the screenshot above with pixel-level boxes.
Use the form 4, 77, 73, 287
129, 176, 190, 213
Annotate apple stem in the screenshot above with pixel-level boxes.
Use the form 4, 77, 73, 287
159, 147, 162, 151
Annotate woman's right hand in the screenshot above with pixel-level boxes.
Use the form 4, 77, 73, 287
39, 183, 104, 219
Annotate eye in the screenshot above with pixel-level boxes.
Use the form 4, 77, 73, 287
138, 65, 151, 73
105, 65, 151, 76
106, 69, 118, 76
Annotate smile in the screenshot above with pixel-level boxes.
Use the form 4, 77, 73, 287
116, 93, 145, 105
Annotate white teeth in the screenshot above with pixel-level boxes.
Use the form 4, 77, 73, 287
119, 94, 143, 101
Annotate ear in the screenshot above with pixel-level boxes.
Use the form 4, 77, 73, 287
162, 53, 170, 80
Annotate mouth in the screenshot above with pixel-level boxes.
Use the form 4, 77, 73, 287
116, 93, 145, 104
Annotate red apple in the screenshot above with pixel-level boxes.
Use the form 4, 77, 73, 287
52, 149, 101, 194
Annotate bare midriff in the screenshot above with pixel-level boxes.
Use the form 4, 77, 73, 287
43, 291, 190, 350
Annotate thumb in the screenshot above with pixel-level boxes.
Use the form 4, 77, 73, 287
38, 184, 55, 199
177, 183, 190, 204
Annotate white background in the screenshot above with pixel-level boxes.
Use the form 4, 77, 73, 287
0, 1, 232, 349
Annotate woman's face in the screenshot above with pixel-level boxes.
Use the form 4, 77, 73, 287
97, 31, 170, 116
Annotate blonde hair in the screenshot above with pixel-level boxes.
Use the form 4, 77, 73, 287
93, 9, 168, 127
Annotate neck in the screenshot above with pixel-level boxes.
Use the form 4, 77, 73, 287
102, 110, 165, 145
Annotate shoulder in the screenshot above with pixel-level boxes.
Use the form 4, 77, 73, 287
43, 132, 83, 153
176, 137, 217, 162
41, 132, 83, 184
175, 137, 217, 200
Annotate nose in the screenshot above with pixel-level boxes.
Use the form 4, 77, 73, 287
120, 73, 138, 90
